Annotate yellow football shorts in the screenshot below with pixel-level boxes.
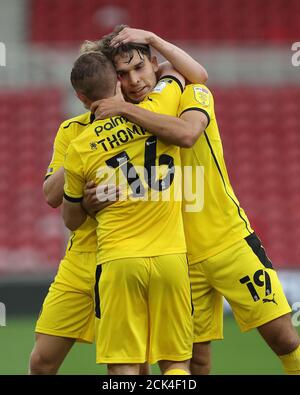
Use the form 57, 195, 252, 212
95, 254, 193, 364
35, 250, 97, 343
189, 233, 291, 341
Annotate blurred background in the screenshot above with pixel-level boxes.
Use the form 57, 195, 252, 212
0, 0, 300, 374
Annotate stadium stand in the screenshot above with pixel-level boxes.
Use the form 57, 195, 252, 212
214, 86, 300, 267
0, 88, 65, 274
0, 0, 299, 274
0, 84, 299, 273
30, 0, 300, 44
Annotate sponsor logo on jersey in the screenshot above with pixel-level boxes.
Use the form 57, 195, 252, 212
152, 81, 167, 93
94, 116, 128, 136
193, 86, 210, 106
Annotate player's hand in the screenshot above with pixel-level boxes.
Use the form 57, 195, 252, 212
81, 181, 120, 218
110, 27, 155, 47
91, 82, 124, 120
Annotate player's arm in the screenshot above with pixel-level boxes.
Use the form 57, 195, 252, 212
62, 199, 87, 231
62, 144, 87, 231
43, 167, 65, 208
82, 181, 120, 217
43, 122, 107, 213
45, 167, 101, 214
110, 27, 208, 84
43, 124, 69, 208
117, 102, 207, 147
92, 85, 208, 147
64, 181, 119, 226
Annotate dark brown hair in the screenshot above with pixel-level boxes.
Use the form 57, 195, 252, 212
100, 25, 152, 65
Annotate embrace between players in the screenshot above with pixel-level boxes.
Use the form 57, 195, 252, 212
29, 26, 300, 375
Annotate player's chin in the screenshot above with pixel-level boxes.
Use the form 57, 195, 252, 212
129, 90, 149, 103
138, 92, 149, 102
127, 97, 141, 104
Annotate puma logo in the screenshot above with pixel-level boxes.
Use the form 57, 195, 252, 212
262, 293, 277, 305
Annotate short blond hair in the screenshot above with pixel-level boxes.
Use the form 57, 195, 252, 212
79, 40, 103, 55
70, 52, 117, 101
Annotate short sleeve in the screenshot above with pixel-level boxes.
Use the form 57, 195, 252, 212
178, 84, 214, 126
63, 143, 85, 202
138, 76, 183, 117
45, 124, 71, 179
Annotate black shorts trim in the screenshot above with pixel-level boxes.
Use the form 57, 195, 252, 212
245, 233, 273, 269
94, 265, 102, 318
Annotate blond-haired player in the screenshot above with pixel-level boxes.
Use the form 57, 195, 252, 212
29, 27, 208, 375
63, 52, 193, 375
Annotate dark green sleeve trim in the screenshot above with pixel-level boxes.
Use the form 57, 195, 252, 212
180, 107, 210, 127
63, 192, 83, 203
159, 75, 184, 93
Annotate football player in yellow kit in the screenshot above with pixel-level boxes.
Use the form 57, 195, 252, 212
63, 51, 193, 375
30, 27, 208, 375
90, 25, 300, 377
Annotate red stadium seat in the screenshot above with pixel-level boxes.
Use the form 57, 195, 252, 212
1, 85, 300, 273
0, 88, 65, 273
213, 85, 300, 268
29, 0, 300, 44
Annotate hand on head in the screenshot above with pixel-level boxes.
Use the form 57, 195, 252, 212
110, 27, 153, 48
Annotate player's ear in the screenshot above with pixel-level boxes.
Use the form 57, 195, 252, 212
151, 56, 159, 73
75, 90, 84, 101
76, 90, 90, 109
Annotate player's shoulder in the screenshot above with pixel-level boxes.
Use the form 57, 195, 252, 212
68, 117, 97, 152
60, 111, 93, 130
55, 112, 94, 145
152, 75, 184, 95
64, 134, 83, 165
181, 84, 213, 107
184, 84, 212, 97
142, 75, 184, 113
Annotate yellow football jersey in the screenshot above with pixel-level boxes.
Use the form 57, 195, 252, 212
179, 84, 253, 264
46, 112, 97, 252
64, 77, 186, 264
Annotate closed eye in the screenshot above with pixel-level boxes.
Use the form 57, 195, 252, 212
135, 63, 144, 70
